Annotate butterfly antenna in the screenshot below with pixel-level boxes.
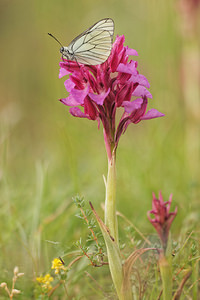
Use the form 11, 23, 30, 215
48, 33, 63, 47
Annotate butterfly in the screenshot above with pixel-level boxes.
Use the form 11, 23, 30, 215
48, 18, 114, 65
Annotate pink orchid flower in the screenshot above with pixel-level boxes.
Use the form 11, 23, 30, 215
59, 35, 164, 160
148, 192, 178, 251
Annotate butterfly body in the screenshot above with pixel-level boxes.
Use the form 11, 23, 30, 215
60, 46, 74, 61
49, 18, 114, 65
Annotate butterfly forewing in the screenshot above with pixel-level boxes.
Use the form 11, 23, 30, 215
67, 18, 114, 65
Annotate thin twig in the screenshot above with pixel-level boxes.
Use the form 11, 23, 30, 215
89, 201, 114, 241
156, 289, 163, 300
48, 282, 62, 297
67, 255, 84, 269
172, 270, 192, 300
80, 207, 101, 252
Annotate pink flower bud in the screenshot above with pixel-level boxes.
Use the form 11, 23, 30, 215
147, 192, 177, 251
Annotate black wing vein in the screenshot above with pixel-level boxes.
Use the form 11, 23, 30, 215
67, 18, 114, 65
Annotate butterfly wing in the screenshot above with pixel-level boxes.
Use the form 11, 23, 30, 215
67, 18, 114, 65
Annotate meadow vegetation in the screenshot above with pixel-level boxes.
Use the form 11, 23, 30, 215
0, 0, 199, 299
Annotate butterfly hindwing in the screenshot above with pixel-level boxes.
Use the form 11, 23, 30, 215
67, 18, 114, 65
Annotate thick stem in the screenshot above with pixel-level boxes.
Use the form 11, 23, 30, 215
106, 243, 124, 300
159, 253, 172, 300
105, 152, 118, 243
104, 152, 131, 300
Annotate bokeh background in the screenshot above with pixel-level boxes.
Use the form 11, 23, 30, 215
0, 0, 200, 298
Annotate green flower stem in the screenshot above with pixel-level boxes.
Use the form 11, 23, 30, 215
104, 153, 132, 300
159, 253, 172, 300
106, 241, 124, 300
105, 153, 118, 243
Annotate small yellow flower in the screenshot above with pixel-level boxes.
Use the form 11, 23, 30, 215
36, 276, 43, 283
51, 258, 67, 275
36, 273, 53, 291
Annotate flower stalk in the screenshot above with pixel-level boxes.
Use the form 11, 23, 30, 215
104, 152, 124, 300
104, 150, 133, 300
148, 192, 177, 300
105, 237, 124, 300
159, 252, 172, 300
105, 151, 118, 243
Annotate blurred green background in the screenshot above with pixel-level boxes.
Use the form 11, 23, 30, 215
0, 0, 200, 298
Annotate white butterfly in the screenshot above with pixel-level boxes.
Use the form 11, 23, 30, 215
48, 18, 114, 65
